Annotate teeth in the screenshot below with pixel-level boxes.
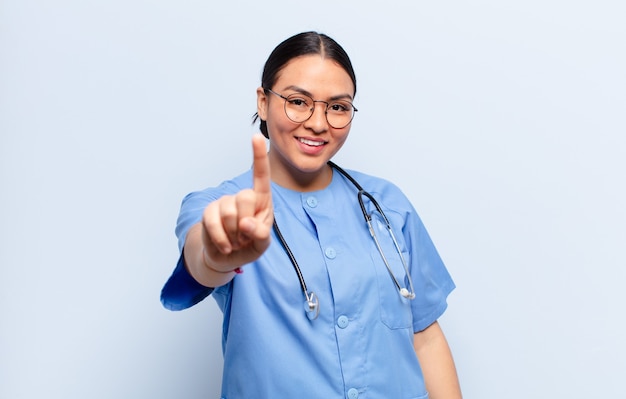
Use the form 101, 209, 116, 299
299, 138, 324, 146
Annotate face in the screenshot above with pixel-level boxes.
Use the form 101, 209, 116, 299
257, 55, 355, 191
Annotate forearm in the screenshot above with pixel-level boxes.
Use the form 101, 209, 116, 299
413, 321, 462, 399
183, 223, 237, 288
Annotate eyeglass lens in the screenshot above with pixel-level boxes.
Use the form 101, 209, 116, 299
283, 93, 355, 129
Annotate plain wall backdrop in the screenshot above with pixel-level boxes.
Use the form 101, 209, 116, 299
1, 1, 625, 398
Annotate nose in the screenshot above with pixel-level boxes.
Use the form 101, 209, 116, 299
303, 101, 329, 133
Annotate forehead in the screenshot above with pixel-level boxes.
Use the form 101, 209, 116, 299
274, 55, 355, 97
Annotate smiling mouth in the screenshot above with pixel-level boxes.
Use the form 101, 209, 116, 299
298, 137, 327, 147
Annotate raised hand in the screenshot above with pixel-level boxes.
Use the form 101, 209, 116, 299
183, 134, 273, 287
201, 134, 273, 271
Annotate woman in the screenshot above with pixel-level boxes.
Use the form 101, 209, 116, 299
162, 31, 462, 399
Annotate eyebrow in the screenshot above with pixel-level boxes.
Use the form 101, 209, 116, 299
282, 85, 354, 102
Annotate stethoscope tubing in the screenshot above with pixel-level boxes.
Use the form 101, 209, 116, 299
272, 161, 416, 320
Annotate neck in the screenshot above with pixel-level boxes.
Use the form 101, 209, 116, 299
269, 161, 333, 192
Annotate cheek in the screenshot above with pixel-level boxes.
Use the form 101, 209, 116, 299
267, 108, 297, 136
334, 127, 351, 143
329, 128, 351, 153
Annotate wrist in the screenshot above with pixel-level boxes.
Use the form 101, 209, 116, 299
202, 248, 243, 274
206, 264, 243, 274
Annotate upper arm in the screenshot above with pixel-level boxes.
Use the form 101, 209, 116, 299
413, 321, 463, 398
413, 320, 445, 352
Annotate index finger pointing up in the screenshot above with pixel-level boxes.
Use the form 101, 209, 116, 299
251, 133, 271, 196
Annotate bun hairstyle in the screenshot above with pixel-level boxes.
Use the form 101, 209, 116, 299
253, 32, 357, 138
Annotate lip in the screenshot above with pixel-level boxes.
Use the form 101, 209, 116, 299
295, 136, 328, 155
297, 136, 327, 146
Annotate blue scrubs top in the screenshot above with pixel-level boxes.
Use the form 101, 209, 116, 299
162, 168, 455, 399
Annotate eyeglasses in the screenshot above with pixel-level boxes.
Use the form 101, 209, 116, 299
265, 88, 358, 129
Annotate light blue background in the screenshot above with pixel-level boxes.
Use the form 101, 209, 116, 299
1, 1, 624, 398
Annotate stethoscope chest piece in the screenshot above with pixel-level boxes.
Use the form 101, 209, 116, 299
305, 292, 320, 320
400, 288, 416, 300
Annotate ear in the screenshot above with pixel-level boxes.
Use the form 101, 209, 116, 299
256, 87, 268, 121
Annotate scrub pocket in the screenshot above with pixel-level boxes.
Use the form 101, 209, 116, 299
368, 215, 413, 329
370, 247, 413, 329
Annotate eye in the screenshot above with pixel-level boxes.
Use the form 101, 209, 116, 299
328, 102, 352, 113
286, 96, 311, 108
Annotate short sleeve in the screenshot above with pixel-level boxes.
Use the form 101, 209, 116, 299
405, 209, 455, 332
335, 169, 455, 332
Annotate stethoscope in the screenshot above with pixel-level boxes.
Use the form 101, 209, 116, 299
272, 161, 416, 321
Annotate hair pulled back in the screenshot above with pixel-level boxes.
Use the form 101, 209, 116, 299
254, 31, 357, 138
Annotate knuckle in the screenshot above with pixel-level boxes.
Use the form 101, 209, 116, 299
219, 197, 239, 220
236, 189, 256, 205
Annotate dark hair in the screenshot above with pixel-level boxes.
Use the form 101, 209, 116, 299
253, 31, 357, 138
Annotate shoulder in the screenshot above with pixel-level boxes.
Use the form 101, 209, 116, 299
336, 168, 410, 205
